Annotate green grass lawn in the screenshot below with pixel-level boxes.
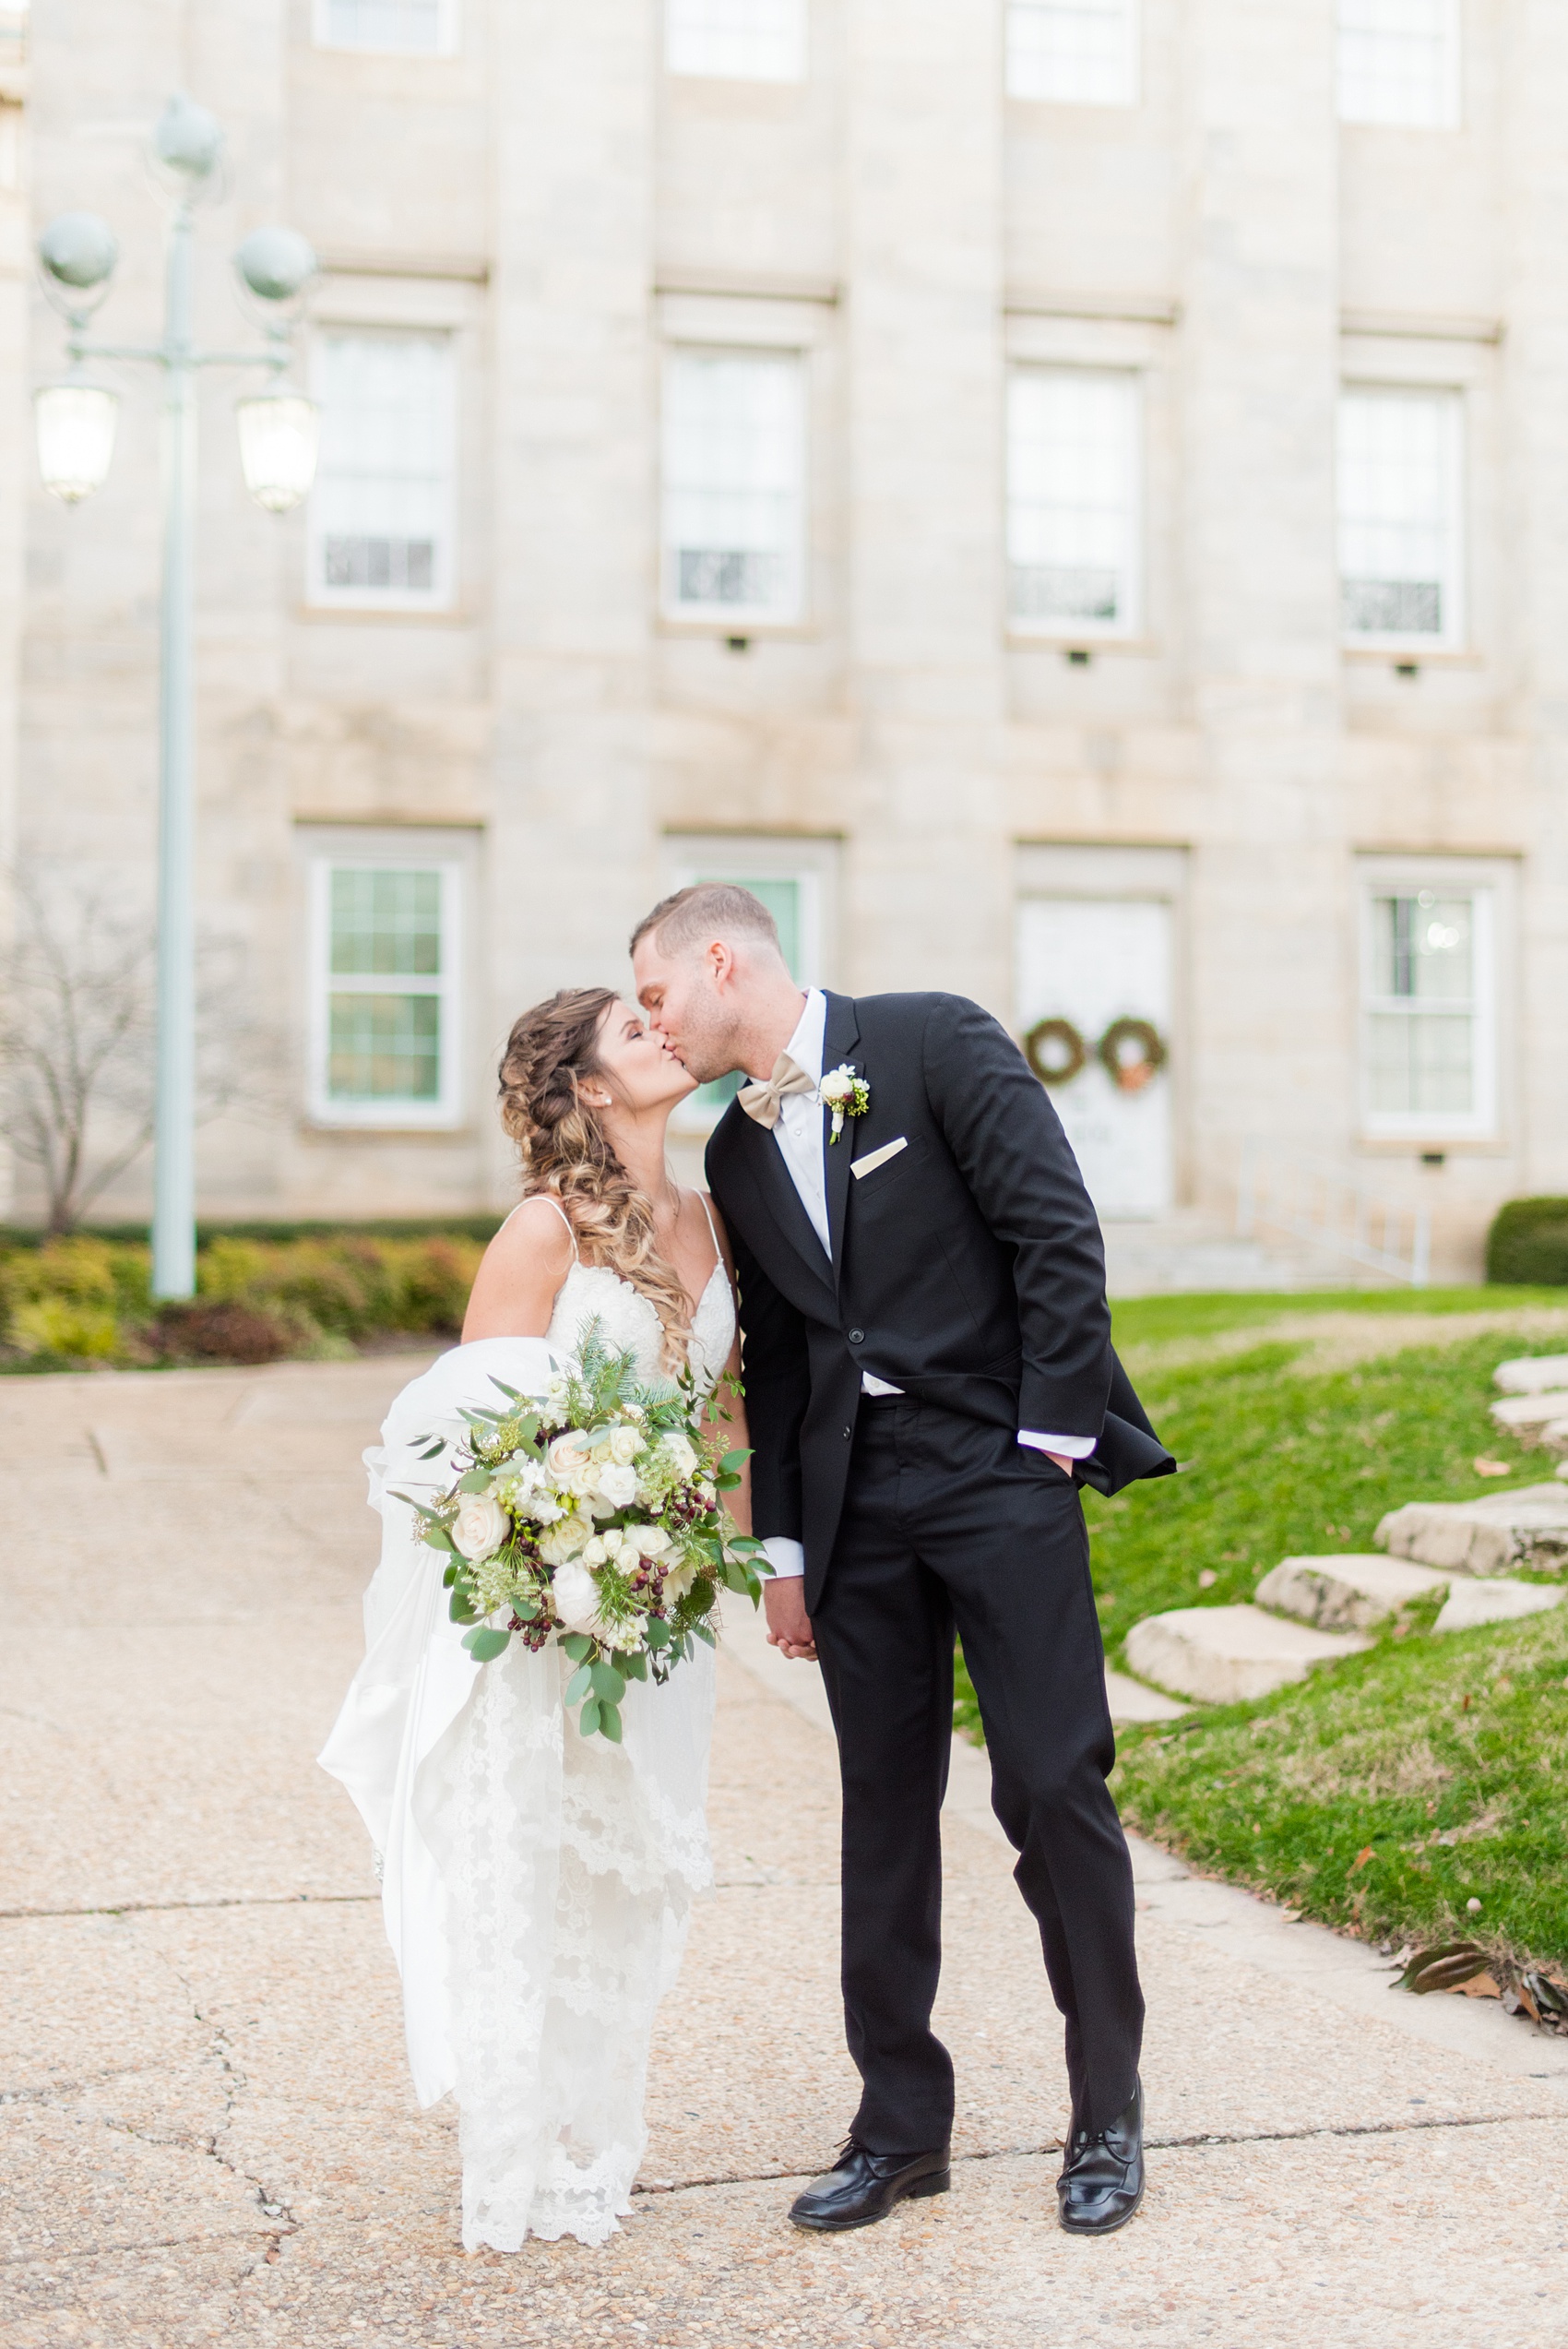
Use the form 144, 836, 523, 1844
953, 1283, 1568, 1968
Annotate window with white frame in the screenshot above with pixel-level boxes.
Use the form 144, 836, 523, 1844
1007, 367, 1141, 636
1337, 0, 1459, 128
309, 860, 462, 1126
1361, 883, 1495, 1137
1006, 0, 1138, 106
1338, 388, 1463, 646
309, 333, 456, 609
665, 841, 834, 1128
315, 0, 457, 54
666, 0, 806, 80
662, 351, 805, 624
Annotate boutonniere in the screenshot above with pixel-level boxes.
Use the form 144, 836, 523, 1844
818, 1064, 870, 1144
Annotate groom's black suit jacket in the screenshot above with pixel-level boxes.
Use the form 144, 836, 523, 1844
705, 990, 1175, 1608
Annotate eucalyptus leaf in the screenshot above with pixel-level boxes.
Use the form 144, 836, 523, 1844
462, 1626, 512, 1662
422, 1527, 457, 1555
644, 1618, 672, 1651
449, 1586, 479, 1626
719, 1449, 753, 1474
564, 1663, 593, 1706
442, 1561, 457, 1589
561, 1632, 593, 1663
578, 1697, 601, 1737
488, 1377, 523, 1400
512, 1596, 540, 1621
622, 1651, 647, 1681
590, 1662, 626, 1704
692, 1621, 716, 1647
417, 1438, 446, 1461
457, 1469, 493, 1494
597, 1700, 624, 1745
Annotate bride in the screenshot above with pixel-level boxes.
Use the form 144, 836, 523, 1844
319, 986, 745, 2252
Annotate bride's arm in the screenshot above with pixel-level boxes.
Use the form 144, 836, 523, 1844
461, 1198, 575, 1341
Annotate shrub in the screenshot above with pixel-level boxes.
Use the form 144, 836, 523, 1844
1487, 1198, 1568, 1287
154, 1300, 295, 1365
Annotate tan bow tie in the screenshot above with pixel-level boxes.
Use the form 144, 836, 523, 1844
737, 1051, 818, 1130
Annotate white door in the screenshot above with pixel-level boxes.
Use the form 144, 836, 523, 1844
1016, 896, 1174, 1221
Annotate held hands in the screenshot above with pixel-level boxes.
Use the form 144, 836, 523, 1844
764, 1578, 818, 1663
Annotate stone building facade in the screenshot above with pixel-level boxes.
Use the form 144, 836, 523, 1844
6, 0, 1567, 1277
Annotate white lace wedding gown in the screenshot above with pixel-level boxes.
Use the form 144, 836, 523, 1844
319, 1224, 735, 2252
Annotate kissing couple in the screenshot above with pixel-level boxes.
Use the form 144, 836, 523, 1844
321, 881, 1174, 2253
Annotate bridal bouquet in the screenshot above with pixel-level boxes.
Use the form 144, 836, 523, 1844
398, 1323, 768, 1742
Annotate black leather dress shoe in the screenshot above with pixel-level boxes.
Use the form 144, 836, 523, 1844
1057, 2078, 1145, 2235
789, 2140, 951, 2232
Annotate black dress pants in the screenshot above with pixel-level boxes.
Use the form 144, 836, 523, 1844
811, 1395, 1144, 2154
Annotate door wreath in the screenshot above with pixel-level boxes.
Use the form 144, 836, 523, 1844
1098, 1017, 1168, 1094
1023, 1017, 1087, 1087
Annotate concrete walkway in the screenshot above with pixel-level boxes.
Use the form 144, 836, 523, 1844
3, 1356, 1567, 2348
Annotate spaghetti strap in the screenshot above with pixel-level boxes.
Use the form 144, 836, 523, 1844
500, 1194, 579, 1262
695, 1190, 722, 1275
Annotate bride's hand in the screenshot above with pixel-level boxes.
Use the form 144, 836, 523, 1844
764, 1579, 817, 1663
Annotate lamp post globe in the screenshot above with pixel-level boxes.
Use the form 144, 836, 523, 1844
34, 383, 120, 504
236, 389, 320, 513
234, 226, 317, 306
38, 210, 119, 298
153, 93, 224, 181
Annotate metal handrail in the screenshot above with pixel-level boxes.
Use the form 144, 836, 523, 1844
1234, 1143, 1431, 1288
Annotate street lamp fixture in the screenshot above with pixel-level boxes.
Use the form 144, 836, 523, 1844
33, 95, 321, 1299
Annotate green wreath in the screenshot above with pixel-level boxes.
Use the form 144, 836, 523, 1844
1024, 1018, 1087, 1088
1099, 1016, 1168, 1094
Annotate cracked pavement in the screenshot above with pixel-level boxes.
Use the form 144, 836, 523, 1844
3, 1355, 1567, 2346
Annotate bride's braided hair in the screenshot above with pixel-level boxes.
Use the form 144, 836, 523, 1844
497, 988, 693, 1370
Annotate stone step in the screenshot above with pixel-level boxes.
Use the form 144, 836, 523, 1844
1495, 1353, 1568, 1395
1254, 1553, 1449, 1631
1488, 1390, 1568, 1452
1123, 1604, 1370, 1706
1433, 1579, 1566, 1635
1376, 1485, 1568, 1577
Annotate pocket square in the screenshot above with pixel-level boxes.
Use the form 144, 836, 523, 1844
851, 1136, 909, 1180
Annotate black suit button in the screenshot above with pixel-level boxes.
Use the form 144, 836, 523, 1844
848, 1329, 865, 1344
842, 1425, 852, 1439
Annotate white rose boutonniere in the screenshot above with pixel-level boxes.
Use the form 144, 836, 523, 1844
818, 1063, 871, 1143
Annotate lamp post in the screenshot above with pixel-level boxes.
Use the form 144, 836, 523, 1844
34, 94, 321, 1298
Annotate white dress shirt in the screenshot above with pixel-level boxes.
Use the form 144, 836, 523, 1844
754, 991, 1094, 1583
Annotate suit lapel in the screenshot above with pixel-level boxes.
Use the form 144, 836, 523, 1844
720, 1103, 838, 1313
821, 991, 861, 1282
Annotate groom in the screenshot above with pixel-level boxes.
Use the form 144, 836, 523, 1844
632, 885, 1175, 2236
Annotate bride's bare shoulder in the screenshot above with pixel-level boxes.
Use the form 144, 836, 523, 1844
461, 1197, 576, 1341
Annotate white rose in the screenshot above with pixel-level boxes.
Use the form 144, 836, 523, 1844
608, 1424, 643, 1466
632, 1523, 671, 1560
591, 1461, 641, 1513
662, 1433, 697, 1480
819, 1067, 854, 1104
551, 1557, 612, 1641
599, 1528, 628, 1561
547, 1430, 594, 1482
451, 1491, 509, 1563
538, 1510, 593, 1567
582, 1536, 608, 1568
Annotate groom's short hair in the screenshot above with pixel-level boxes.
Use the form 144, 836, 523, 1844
630, 883, 782, 961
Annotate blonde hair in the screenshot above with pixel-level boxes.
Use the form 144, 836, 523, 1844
629, 880, 782, 961
497, 988, 691, 1370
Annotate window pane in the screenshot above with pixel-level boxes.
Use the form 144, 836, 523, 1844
667, 0, 805, 79
1372, 893, 1473, 1001
1008, 370, 1138, 630
1366, 1011, 1474, 1115
663, 353, 805, 619
1007, 0, 1138, 106
312, 335, 454, 603
1338, 0, 1457, 128
330, 868, 442, 978
319, 0, 450, 53
1339, 389, 1459, 641
328, 994, 442, 1101
689, 876, 802, 1114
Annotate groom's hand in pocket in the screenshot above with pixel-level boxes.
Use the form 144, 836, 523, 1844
764, 1579, 818, 1663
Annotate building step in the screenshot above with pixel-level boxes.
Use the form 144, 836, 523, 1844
1123, 1604, 1370, 1706
1494, 1353, 1568, 1395
1376, 1485, 1568, 1577
1254, 1553, 1449, 1632
1433, 1579, 1567, 1635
